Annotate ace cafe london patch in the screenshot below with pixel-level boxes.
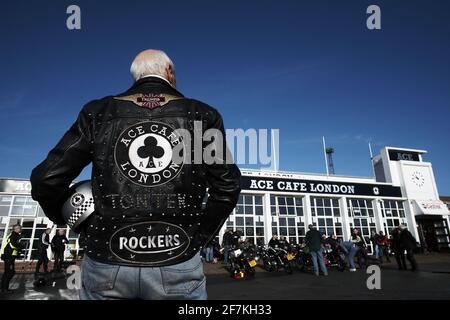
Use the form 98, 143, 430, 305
115, 121, 184, 187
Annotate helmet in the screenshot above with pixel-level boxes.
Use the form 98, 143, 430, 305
62, 180, 95, 233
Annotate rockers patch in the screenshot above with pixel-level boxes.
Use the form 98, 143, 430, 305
109, 221, 190, 264
115, 121, 184, 187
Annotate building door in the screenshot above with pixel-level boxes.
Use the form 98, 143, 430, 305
416, 215, 450, 252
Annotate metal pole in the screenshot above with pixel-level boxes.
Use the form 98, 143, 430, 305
368, 141, 374, 159
368, 142, 376, 178
323, 136, 329, 176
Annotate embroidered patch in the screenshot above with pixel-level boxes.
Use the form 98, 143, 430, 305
114, 93, 181, 109
114, 121, 184, 187
109, 221, 190, 264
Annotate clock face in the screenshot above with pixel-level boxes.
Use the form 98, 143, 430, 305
411, 170, 425, 187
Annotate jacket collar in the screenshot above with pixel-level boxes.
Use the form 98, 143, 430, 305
128, 76, 184, 97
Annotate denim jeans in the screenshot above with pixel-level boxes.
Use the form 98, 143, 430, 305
341, 241, 360, 269
223, 245, 231, 264
80, 253, 207, 300
310, 248, 328, 275
374, 245, 383, 258
205, 246, 214, 262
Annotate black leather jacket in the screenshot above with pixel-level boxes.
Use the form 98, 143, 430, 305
31, 76, 241, 267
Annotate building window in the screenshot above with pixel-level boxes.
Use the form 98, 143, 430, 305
310, 197, 343, 239
10, 196, 37, 217
270, 196, 305, 244
228, 194, 265, 245
380, 200, 407, 236
347, 198, 377, 253
235, 194, 263, 216
0, 195, 12, 216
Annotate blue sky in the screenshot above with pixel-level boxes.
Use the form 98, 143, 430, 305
0, 0, 449, 193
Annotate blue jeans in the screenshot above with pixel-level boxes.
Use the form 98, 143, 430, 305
374, 245, 383, 258
341, 241, 360, 269
205, 246, 214, 262
223, 245, 231, 264
80, 253, 207, 300
310, 248, 328, 275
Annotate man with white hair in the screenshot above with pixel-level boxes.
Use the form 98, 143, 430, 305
30, 49, 241, 299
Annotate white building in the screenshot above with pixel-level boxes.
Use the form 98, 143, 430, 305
1, 146, 449, 260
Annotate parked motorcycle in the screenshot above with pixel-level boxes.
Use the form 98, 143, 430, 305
265, 246, 294, 274
256, 245, 278, 272
323, 244, 346, 271
291, 243, 313, 272
227, 244, 257, 279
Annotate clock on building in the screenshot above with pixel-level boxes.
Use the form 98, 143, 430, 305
411, 171, 425, 187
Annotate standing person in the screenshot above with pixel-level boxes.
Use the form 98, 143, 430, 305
268, 235, 280, 248
325, 234, 340, 251
1, 224, 24, 293
204, 241, 214, 263
231, 230, 242, 248
391, 227, 406, 270
51, 229, 69, 272
278, 236, 290, 250
378, 231, 391, 263
211, 238, 220, 264
305, 225, 328, 276
399, 224, 418, 271
35, 228, 51, 275
340, 240, 359, 272
351, 229, 368, 269
370, 231, 382, 263
30, 49, 241, 300
221, 229, 233, 264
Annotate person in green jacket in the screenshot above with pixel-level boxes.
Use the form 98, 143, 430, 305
1, 224, 24, 293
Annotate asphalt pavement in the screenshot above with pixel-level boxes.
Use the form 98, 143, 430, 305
1, 253, 449, 300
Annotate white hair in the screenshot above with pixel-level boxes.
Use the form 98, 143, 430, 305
130, 50, 174, 82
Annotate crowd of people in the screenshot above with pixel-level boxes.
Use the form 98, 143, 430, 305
34, 228, 70, 275
1, 224, 69, 293
1, 222, 420, 293
202, 224, 419, 276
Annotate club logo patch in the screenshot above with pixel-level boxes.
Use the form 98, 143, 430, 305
115, 121, 184, 187
114, 93, 181, 109
71, 193, 85, 207
109, 221, 190, 264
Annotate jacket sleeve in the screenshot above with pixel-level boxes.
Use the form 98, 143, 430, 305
30, 106, 93, 225
9, 233, 24, 250
200, 110, 241, 245
305, 232, 310, 245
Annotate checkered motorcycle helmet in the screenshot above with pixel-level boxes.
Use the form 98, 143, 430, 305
62, 180, 95, 233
